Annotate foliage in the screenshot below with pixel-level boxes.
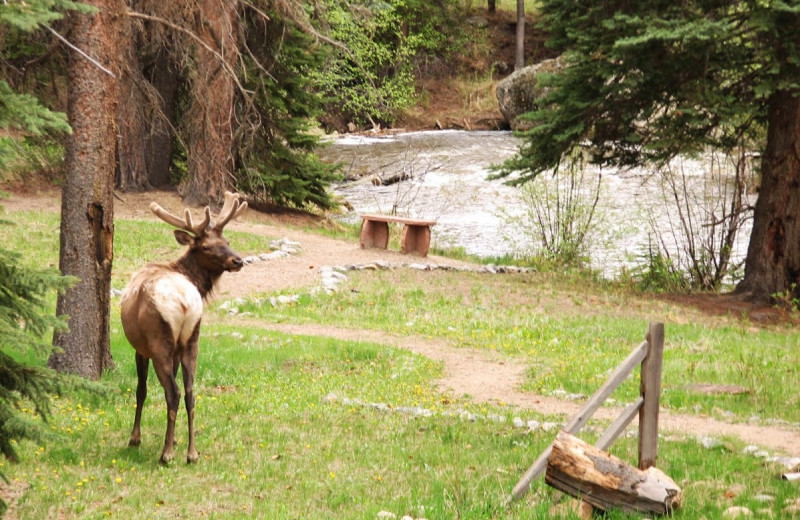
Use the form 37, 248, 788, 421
308, 0, 453, 129
642, 149, 753, 291
236, 11, 341, 210
492, 1, 795, 184
0, 246, 74, 516
0, 0, 84, 178
0, 0, 93, 31
624, 236, 691, 293
503, 155, 603, 268
0, 80, 70, 173
0, 2, 90, 514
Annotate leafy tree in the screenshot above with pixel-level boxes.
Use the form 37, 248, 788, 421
493, 1, 800, 303
309, 0, 450, 130
0, 2, 88, 510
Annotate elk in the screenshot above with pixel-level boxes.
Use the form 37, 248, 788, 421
120, 191, 247, 464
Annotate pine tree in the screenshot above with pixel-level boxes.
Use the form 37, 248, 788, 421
0, 1, 89, 514
236, 9, 341, 210
0, 248, 74, 514
494, 1, 800, 303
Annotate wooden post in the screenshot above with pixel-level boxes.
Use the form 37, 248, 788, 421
507, 322, 667, 504
638, 322, 664, 470
507, 340, 648, 502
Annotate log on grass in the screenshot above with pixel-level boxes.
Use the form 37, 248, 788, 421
545, 431, 682, 515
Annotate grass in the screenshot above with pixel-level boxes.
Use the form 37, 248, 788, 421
233, 268, 800, 424
2, 209, 800, 519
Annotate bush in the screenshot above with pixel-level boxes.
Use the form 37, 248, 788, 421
504, 157, 603, 269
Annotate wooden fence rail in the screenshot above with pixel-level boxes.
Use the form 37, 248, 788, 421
506, 321, 665, 504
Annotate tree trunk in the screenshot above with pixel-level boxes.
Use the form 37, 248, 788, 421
736, 92, 800, 303
736, 11, 800, 304
515, 0, 525, 70
116, 48, 150, 192
116, 24, 181, 191
182, 0, 239, 206
144, 49, 180, 188
50, 0, 121, 379
487, 0, 496, 14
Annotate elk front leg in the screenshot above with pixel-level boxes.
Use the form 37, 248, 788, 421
153, 358, 180, 464
129, 353, 149, 447
182, 326, 200, 463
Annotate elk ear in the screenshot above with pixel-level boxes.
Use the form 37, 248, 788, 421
174, 230, 195, 246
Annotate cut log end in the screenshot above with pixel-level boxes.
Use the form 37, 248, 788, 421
546, 431, 683, 515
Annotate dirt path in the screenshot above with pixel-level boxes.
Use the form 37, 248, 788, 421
233, 321, 800, 458
5, 189, 800, 458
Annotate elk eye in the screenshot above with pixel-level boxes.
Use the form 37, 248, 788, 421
201, 245, 211, 251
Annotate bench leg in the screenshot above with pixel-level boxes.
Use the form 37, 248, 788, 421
360, 220, 390, 249
401, 224, 431, 257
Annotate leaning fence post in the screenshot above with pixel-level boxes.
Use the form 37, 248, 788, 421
638, 321, 664, 470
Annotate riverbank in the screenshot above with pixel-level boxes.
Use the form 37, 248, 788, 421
393, 9, 557, 133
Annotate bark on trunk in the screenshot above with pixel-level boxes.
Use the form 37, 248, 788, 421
116, 24, 180, 191
144, 49, 180, 188
182, 0, 239, 205
50, 0, 121, 379
736, 91, 800, 303
514, 0, 525, 70
736, 12, 800, 304
117, 50, 150, 191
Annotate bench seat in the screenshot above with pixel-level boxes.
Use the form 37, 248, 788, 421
359, 213, 437, 257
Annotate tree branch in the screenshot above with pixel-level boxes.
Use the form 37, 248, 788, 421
45, 26, 116, 78
126, 10, 252, 104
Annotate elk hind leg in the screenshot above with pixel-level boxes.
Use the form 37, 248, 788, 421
182, 326, 200, 463
128, 353, 149, 447
152, 357, 180, 464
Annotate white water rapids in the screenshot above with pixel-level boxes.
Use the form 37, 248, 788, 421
320, 130, 754, 277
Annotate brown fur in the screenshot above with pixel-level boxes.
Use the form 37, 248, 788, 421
120, 192, 246, 464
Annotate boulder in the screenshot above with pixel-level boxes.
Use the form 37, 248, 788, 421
496, 57, 563, 131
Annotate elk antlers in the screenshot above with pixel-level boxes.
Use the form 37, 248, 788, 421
150, 191, 248, 235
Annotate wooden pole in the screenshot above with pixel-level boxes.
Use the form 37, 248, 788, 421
638, 322, 664, 470
507, 340, 648, 502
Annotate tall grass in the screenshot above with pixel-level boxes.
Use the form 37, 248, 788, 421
2, 210, 799, 519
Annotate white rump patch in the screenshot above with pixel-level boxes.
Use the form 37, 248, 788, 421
151, 273, 203, 345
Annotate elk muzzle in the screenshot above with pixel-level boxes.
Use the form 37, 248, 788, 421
226, 254, 244, 272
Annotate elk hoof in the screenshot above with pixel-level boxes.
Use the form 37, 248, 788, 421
159, 451, 175, 465
187, 450, 200, 464
128, 438, 141, 447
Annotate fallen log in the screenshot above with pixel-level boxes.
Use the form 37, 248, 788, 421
370, 171, 411, 186
546, 431, 682, 515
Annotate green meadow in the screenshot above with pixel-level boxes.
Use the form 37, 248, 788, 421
1, 208, 799, 519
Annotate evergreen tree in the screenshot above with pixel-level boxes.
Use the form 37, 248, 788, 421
0, 247, 74, 515
0, 1, 87, 514
236, 9, 341, 210
494, 1, 800, 302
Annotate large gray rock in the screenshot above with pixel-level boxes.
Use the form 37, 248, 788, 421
496, 58, 563, 131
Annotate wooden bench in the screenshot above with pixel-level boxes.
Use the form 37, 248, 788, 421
359, 213, 437, 257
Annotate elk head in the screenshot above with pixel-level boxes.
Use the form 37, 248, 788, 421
150, 191, 248, 276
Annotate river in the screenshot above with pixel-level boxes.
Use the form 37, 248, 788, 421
320, 130, 754, 277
